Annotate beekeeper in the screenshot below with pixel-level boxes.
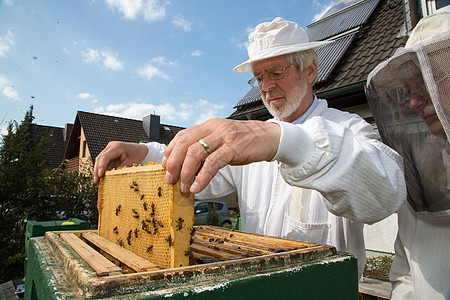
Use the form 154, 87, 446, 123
94, 17, 406, 278
365, 8, 450, 299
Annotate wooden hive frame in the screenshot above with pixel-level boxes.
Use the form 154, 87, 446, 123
97, 163, 194, 269
37, 227, 338, 298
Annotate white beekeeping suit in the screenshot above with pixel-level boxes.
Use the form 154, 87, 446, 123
366, 8, 450, 300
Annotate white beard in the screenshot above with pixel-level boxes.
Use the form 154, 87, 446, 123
263, 75, 308, 120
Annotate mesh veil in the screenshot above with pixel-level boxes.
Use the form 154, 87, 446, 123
366, 32, 450, 216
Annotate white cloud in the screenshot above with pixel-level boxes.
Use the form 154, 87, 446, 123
137, 63, 171, 81
81, 48, 101, 63
77, 92, 94, 99
0, 74, 19, 100
2, 86, 19, 100
194, 98, 225, 124
0, 30, 14, 58
312, 0, 334, 22
230, 37, 248, 50
81, 47, 123, 70
105, 0, 168, 22
0, 124, 8, 138
190, 50, 203, 57
101, 49, 123, 70
142, 0, 167, 22
152, 56, 176, 66
172, 14, 192, 31
93, 98, 225, 126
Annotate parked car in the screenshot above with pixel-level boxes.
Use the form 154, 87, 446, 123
193, 200, 232, 227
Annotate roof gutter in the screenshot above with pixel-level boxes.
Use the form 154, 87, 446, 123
315, 80, 366, 99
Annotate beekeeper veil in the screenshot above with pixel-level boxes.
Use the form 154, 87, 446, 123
366, 9, 450, 216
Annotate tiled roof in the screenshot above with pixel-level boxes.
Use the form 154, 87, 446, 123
65, 111, 184, 163
234, 86, 261, 108
314, 0, 407, 93
32, 124, 68, 169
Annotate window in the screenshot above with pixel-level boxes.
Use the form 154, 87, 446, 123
420, 0, 450, 16
82, 140, 87, 158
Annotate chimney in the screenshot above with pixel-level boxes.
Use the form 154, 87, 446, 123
64, 123, 73, 141
143, 114, 160, 140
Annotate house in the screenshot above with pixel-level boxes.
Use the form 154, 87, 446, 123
63, 111, 240, 210
63, 111, 184, 173
32, 123, 72, 169
228, 0, 445, 256
229, 0, 409, 123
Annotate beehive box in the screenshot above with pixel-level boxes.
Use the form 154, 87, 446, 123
97, 163, 194, 269
26, 227, 358, 299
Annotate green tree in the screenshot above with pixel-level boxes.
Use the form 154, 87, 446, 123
0, 106, 48, 282
0, 106, 98, 282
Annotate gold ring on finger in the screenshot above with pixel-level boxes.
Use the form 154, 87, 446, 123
198, 139, 213, 154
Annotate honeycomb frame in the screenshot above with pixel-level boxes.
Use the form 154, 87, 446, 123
97, 163, 194, 269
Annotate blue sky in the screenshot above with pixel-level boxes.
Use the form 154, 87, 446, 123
0, 0, 336, 134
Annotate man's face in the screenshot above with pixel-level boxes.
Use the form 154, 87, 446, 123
407, 75, 444, 135
252, 56, 311, 123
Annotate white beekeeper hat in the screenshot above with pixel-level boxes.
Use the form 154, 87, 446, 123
368, 8, 450, 88
233, 17, 331, 74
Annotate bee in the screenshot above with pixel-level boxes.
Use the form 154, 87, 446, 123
132, 208, 139, 218
152, 218, 157, 228
190, 227, 196, 236
175, 217, 184, 231
113, 226, 119, 234
117, 238, 124, 247
158, 187, 162, 197
229, 234, 234, 238
140, 194, 145, 201
150, 202, 156, 216
141, 220, 147, 229
190, 237, 193, 245
209, 238, 214, 242
213, 246, 220, 251
134, 228, 139, 238
165, 235, 173, 247
145, 218, 151, 223
184, 249, 192, 257
158, 220, 164, 228
153, 227, 158, 234
133, 181, 138, 187
126, 230, 132, 245
115, 204, 122, 216
146, 245, 153, 252
130, 184, 135, 189
134, 188, 139, 192
143, 202, 148, 211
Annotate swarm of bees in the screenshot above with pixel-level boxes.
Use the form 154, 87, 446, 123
112, 180, 181, 254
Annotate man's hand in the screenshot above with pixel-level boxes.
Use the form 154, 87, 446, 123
162, 118, 280, 193
93, 141, 148, 183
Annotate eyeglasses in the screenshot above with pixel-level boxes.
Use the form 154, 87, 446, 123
248, 63, 295, 87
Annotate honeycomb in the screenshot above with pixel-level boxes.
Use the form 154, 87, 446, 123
97, 163, 194, 269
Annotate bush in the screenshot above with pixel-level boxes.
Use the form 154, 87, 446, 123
363, 255, 394, 282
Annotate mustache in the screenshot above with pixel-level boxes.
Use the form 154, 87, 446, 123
265, 91, 286, 99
